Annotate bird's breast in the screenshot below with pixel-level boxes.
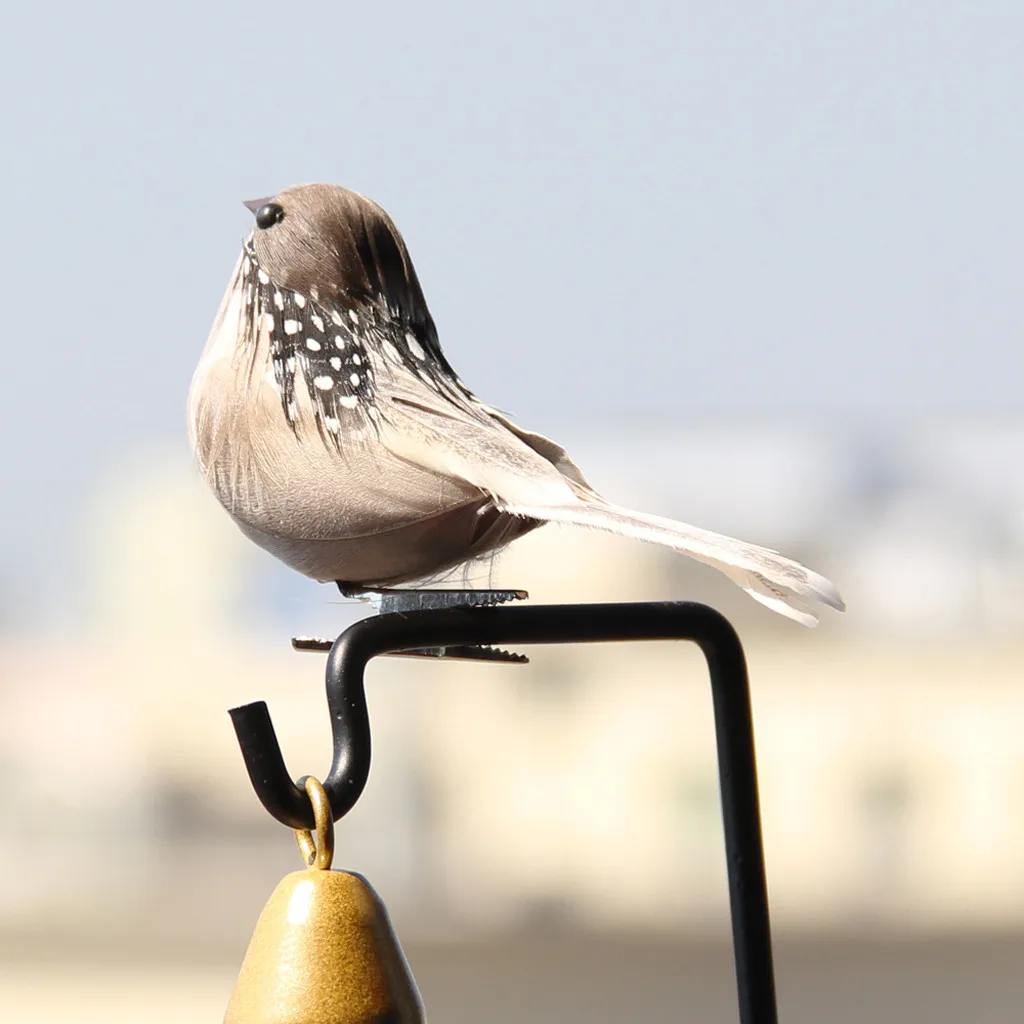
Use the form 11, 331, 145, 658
192, 352, 489, 540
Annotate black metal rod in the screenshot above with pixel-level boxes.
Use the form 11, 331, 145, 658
230, 600, 777, 1024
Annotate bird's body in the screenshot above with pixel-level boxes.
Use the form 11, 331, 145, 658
189, 184, 844, 626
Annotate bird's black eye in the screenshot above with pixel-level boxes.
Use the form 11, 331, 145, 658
255, 203, 285, 229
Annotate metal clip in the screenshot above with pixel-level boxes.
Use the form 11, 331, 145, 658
292, 587, 530, 662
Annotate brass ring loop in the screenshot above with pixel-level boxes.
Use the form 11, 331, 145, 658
294, 776, 335, 870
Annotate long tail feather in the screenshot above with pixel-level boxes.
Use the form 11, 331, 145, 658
499, 497, 844, 626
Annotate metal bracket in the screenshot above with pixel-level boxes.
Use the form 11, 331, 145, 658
229, 600, 779, 1024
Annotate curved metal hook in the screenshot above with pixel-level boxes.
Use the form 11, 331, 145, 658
229, 601, 746, 828
228, 601, 776, 1024
228, 630, 373, 829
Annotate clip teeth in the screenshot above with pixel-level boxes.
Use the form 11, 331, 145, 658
337, 585, 528, 614
392, 644, 529, 664
292, 636, 528, 663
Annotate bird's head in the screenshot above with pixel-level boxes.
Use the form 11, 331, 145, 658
224, 184, 466, 439
242, 183, 433, 329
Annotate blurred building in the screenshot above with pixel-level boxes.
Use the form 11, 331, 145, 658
0, 420, 1022, 953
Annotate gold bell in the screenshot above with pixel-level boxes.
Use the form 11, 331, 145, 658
225, 778, 425, 1024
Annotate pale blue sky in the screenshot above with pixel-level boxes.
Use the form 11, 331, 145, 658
1, 1, 1021, 618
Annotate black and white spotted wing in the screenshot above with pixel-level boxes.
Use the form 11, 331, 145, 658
238, 240, 480, 448
239, 243, 377, 442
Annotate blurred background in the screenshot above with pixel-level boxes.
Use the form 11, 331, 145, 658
1, 2, 1022, 1021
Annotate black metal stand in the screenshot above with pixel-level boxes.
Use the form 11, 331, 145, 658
230, 601, 779, 1024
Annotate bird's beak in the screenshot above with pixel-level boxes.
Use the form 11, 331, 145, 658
243, 196, 274, 215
